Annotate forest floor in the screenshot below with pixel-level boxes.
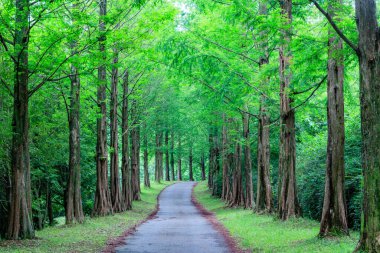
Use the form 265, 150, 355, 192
0, 181, 172, 253
194, 182, 359, 253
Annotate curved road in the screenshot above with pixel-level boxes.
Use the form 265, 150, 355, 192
116, 182, 231, 253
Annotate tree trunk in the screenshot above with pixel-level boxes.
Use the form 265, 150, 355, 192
319, 0, 348, 236
229, 142, 244, 207
93, 0, 112, 216
355, 0, 380, 251
155, 131, 163, 182
121, 70, 132, 211
131, 100, 141, 201
110, 48, 122, 212
143, 130, 150, 187
278, 0, 301, 220
209, 126, 220, 196
66, 64, 84, 224
165, 131, 170, 181
255, 0, 272, 214
189, 147, 194, 181
221, 117, 230, 201
170, 132, 175, 180
200, 153, 206, 181
242, 110, 254, 209
256, 103, 273, 213
7, 0, 34, 239
178, 137, 182, 181
46, 182, 53, 226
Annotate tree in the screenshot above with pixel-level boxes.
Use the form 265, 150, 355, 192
277, 0, 301, 220
121, 70, 132, 210
6, 0, 34, 239
319, 0, 347, 237
109, 46, 122, 213
93, 0, 112, 216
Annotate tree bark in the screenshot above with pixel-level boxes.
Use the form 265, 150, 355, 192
278, 0, 301, 220
131, 100, 141, 201
155, 131, 163, 182
170, 132, 175, 180
66, 63, 84, 224
189, 147, 194, 181
229, 142, 244, 207
242, 110, 254, 209
221, 116, 230, 201
200, 153, 206, 181
256, 103, 273, 213
143, 130, 150, 187
355, 0, 380, 251
177, 137, 182, 181
7, 0, 35, 239
110, 47, 122, 212
121, 70, 132, 211
165, 131, 170, 181
93, 0, 112, 216
319, 0, 348, 237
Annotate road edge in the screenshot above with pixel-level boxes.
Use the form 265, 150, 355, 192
102, 183, 175, 253
191, 182, 250, 253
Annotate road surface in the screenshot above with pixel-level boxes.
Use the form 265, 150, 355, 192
116, 182, 231, 253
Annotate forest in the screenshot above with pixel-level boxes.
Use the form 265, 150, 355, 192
0, 0, 379, 252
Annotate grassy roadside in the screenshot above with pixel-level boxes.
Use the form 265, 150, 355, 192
194, 181, 358, 253
0, 181, 173, 253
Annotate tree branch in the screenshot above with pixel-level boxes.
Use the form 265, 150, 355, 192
310, 0, 359, 54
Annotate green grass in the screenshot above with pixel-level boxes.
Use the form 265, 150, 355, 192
0, 182, 173, 253
194, 182, 359, 253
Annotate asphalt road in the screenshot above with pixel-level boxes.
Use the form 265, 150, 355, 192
115, 182, 231, 253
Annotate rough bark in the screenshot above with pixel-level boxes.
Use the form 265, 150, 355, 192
319, 0, 348, 237
165, 131, 170, 181
131, 100, 141, 201
66, 64, 84, 224
121, 70, 132, 211
189, 147, 194, 181
355, 0, 380, 251
256, 103, 273, 213
209, 126, 220, 196
7, 0, 34, 239
242, 110, 254, 209
170, 132, 175, 180
110, 48, 122, 212
255, 0, 273, 214
143, 130, 150, 187
278, 0, 301, 220
93, 0, 112, 216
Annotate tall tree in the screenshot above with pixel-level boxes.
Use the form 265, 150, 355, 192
155, 130, 163, 182
165, 131, 170, 181
109, 47, 122, 212
242, 110, 254, 209
189, 147, 194, 181
143, 128, 150, 187
7, 0, 34, 239
319, 0, 347, 237
121, 70, 132, 210
277, 0, 301, 220
177, 137, 182, 181
131, 100, 141, 201
93, 0, 112, 216
66, 53, 84, 224
170, 131, 175, 180
200, 153, 206, 181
